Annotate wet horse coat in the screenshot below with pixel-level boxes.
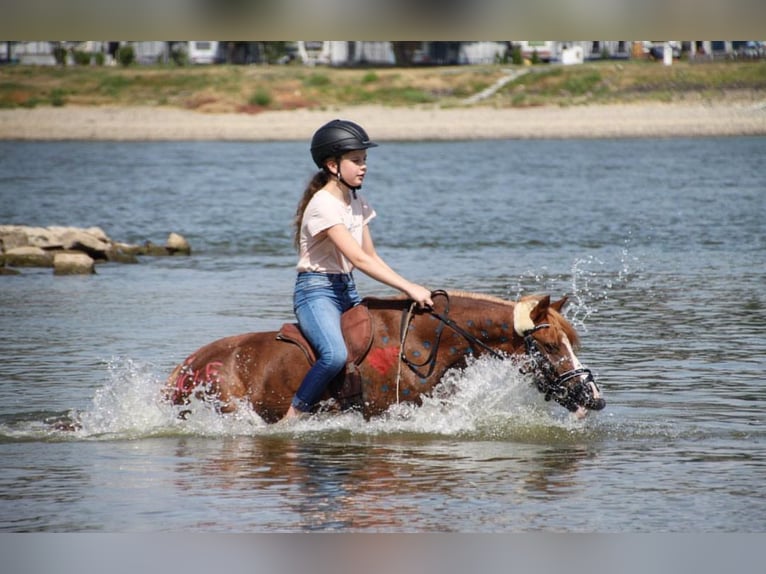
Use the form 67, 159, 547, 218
165, 291, 604, 422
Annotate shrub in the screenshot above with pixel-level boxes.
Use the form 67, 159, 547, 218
116, 45, 136, 67
72, 50, 91, 66
171, 45, 189, 66
52, 45, 68, 66
249, 88, 272, 107
50, 88, 67, 106
511, 44, 523, 65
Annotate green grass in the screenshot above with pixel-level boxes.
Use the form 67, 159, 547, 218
303, 72, 331, 87
0, 60, 763, 111
498, 60, 766, 106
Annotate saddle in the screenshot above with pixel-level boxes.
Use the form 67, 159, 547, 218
275, 303, 373, 409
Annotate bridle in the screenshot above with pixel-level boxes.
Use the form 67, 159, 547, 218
397, 290, 603, 412
522, 324, 601, 412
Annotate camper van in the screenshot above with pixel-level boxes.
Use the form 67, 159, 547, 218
188, 41, 221, 64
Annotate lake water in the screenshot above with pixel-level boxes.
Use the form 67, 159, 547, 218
0, 136, 764, 533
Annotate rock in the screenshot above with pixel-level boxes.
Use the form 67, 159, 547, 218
139, 240, 170, 256
4, 246, 54, 267
0, 227, 30, 251
84, 226, 109, 243
0, 225, 194, 272
112, 242, 143, 256
59, 229, 110, 260
0, 252, 20, 275
53, 252, 95, 275
166, 232, 191, 255
105, 244, 139, 264
19, 226, 65, 249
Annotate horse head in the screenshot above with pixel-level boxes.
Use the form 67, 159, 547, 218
514, 295, 605, 417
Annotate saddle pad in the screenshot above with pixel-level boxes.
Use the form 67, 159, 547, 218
276, 304, 373, 366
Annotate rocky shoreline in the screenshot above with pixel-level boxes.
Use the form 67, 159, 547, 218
0, 225, 190, 275
2, 101, 766, 141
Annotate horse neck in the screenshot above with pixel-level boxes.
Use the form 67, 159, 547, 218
364, 295, 523, 362
436, 296, 522, 356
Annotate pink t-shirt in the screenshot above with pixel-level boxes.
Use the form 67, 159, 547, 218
296, 189, 377, 273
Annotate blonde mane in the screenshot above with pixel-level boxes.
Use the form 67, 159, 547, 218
374, 290, 579, 346
445, 290, 514, 307
381, 290, 513, 306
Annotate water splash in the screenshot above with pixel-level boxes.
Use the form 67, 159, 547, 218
193, 355, 596, 441
1, 355, 600, 442
357, 356, 592, 441
72, 357, 269, 438
568, 238, 641, 329
510, 238, 640, 323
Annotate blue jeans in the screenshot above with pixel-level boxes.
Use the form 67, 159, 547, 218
292, 272, 362, 412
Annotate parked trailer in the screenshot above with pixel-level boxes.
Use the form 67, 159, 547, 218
188, 41, 221, 64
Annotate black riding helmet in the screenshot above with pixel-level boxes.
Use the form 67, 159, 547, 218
310, 119, 378, 169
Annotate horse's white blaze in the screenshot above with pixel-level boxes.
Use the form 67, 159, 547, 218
513, 299, 538, 336
562, 335, 601, 401
561, 336, 583, 371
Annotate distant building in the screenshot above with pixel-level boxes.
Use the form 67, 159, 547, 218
296, 41, 396, 66
297, 41, 509, 66
459, 42, 509, 64
3, 41, 54, 64
2, 40, 762, 67
515, 41, 632, 62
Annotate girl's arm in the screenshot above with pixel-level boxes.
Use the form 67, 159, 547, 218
325, 224, 433, 307
361, 225, 397, 275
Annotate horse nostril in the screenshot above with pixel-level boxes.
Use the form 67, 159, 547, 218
590, 398, 606, 410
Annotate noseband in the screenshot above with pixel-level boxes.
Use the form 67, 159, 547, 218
523, 324, 602, 411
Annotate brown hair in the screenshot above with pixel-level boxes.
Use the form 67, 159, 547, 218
293, 170, 331, 249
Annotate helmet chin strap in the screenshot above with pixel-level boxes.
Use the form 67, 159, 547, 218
331, 158, 361, 199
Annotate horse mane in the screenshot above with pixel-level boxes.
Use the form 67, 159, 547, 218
445, 290, 514, 307
378, 290, 513, 307
370, 290, 580, 346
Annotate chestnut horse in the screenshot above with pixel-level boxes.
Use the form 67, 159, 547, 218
164, 290, 605, 423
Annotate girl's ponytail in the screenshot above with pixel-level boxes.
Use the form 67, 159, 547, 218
293, 170, 330, 249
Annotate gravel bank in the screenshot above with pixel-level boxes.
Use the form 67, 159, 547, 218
2, 102, 765, 141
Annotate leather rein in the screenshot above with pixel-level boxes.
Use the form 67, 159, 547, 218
399, 290, 504, 380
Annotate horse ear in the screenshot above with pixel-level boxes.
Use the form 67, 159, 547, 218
530, 295, 551, 322
551, 296, 569, 313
